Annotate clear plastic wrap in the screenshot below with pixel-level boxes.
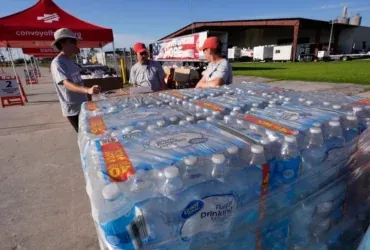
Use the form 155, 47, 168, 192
78, 85, 370, 250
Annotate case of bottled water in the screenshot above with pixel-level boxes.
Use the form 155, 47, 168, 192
78, 84, 370, 250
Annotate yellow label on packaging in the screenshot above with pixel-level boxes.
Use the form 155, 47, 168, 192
244, 115, 294, 135
89, 117, 106, 135
86, 102, 98, 111
195, 100, 224, 112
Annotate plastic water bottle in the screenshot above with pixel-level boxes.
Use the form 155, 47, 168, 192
206, 116, 216, 123
163, 166, 183, 197
343, 115, 359, 142
129, 171, 155, 201
272, 135, 301, 188
182, 156, 206, 186
301, 127, 327, 173
323, 101, 331, 108
147, 124, 158, 132
156, 120, 166, 128
179, 120, 190, 126
225, 145, 242, 167
182, 101, 189, 109
195, 112, 206, 121
169, 116, 179, 125
325, 121, 345, 151
211, 111, 223, 120
353, 106, 367, 132
210, 154, 229, 181
186, 116, 196, 124
223, 115, 234, 125
233, 106, 242, 113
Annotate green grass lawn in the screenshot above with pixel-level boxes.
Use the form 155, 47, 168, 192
232, 60, 370, 84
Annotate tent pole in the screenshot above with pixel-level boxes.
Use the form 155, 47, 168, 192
111, 41, 119, 76
33, 57, 41, 77
7, 48, 18, 77
101, 47, 106, 65
23, 53, 33, 88
29, 55, 37, 84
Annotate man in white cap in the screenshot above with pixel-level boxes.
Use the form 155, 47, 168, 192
50, 28, 100, 132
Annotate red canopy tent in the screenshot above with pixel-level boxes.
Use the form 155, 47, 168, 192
0, 0, 118, 97
0, 0, 114, 48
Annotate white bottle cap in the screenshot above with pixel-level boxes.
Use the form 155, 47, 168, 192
169, 116, 178, 122
212, 111, 220, 116
268, 104, 276, 108
323, 101, 331, 106
233, 106, 241, 112
230, 111, 237, 117
249, 124, 259, 130
353, 106, 363, 112
134, 103, 141, 108
252, 103, 259, 107
250, 108, 258, 112
157, 120, 166, 127
108, 106, 118, 113
313, 122, 322, 128
298, 98, 305, 102
279, 95, 285, 100
147, 124, 157, 131
262, 92, 268, 97
212, 154, 225, 164
365, 105, 370, 110
306, 100, 313, 106
102, 183, 121, 201
186, 116, 195, 122
195, 106, 202, 111
329, 120, 340, 127
164, 166, 179, 179
285, 135, 296, 143
203, 108, 209, 113
236, 119, 244, 125
184, 156, 198, 166
310, 127, 322, 134
331, 117, 340, 121
124, 126, 134, 133
227, 145, 239, 154
182, 101, 188, 106
206, 117, 214, 122
284, 97, 291, 102
251, 145, 264, 154
333, 105, 342, 110
224, 116, 231, 122
195, 113, 204, 118
179, 120, 189, 125
260, 138, 270, 145
347, 115, 357, 121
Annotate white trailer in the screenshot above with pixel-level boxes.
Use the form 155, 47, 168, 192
253, 45, 274, 61
228, 47, 241, 61
273, 45, 293, 61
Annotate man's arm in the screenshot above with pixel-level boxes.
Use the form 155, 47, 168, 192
129, 68, 136, 85
63, 79, 100, 95
52, 60, 100, 94
196, 78, 224, 88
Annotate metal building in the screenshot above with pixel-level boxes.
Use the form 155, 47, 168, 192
159, 17, 370, 60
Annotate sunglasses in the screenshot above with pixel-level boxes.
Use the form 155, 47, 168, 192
139, 51, 148, 56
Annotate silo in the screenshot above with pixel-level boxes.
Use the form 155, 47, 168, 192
350, 14, 362, 26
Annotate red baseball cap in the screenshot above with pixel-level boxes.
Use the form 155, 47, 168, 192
133, 42, 147, 53
200, 37, 219, 51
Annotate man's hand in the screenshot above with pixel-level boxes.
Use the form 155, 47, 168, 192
86, 85, 101, 95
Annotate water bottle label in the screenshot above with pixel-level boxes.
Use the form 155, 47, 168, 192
271, 157, 301, 188
86, 101, 99, 111
180, 194, 236, 241
98, 139, 135, 183
168, 91, 187, 100
116, 111, 160, 120
243, 114, 295, 135
89, 116, 107, 135
346, 98, 370, 107
148, 132, 208, 149
195, 100, 225, 112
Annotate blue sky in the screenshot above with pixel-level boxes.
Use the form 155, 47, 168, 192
0, 0, 369, 50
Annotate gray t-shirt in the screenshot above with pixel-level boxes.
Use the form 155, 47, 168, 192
129, 60, 165, 91
51, 55, 88, 117
205, 59, 233, 85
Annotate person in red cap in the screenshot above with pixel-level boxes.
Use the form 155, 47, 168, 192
129, 42, 166, 91
196, 37, 232, 88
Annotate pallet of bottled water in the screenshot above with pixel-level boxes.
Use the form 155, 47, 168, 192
78, 83, 370, 250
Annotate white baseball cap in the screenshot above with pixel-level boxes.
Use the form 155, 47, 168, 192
52, 28, 80, 50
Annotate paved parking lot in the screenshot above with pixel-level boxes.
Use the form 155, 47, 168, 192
0, 66, 368, 250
